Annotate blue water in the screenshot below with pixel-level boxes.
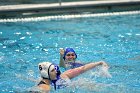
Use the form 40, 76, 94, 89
0, 14, 140, 93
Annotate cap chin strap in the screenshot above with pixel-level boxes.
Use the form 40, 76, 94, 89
52, 65, 61, 90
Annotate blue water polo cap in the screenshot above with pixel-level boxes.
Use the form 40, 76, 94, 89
63, 48, 77, 60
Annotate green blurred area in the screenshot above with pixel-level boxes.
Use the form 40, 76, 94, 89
0, 0, 97, 5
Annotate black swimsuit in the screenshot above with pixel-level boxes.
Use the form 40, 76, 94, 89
38, 78, 70, 90
38, 80, 47, 86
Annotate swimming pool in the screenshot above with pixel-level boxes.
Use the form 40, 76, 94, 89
0, 12, 140, 93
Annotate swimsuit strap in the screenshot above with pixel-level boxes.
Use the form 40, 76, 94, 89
51, 80, 57, 90
51, 76, 61, 90
38, 80, 47, 86
38, 79, 57, 90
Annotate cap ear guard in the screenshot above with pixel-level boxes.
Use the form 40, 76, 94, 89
40, 69, 49, 79
55, 65, 61, 76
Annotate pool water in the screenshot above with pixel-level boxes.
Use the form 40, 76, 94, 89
0, 14, 140, 93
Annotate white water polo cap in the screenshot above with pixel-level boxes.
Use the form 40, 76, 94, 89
38, 62, 55, 79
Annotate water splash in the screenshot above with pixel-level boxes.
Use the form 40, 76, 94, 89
91, 66, 112, 78
99, 66, 112, 78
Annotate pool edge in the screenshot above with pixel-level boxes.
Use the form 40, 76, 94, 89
0, 0, 140, 18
